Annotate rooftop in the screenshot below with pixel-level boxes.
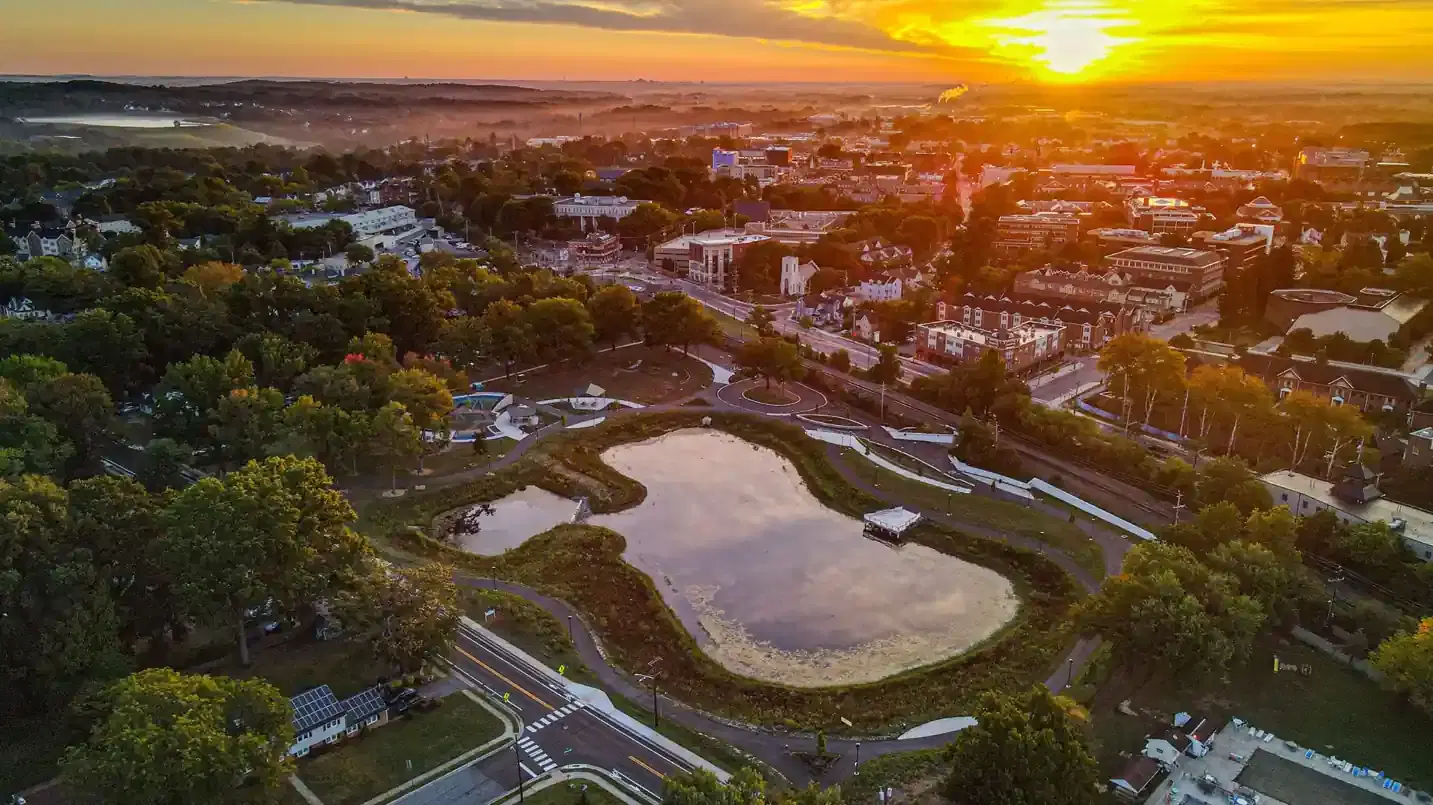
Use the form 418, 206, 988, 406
1260, 469, 1433, 551
1110, 246, 1224, 266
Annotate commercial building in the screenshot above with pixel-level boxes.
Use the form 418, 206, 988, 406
653, 228, 743, 270
1236, 195, 1284, 224
744, 209, 853, 244
1295, 147, 1370, 187
686, 231, 769, 289
553, 195, 643, 230
567, 232, 621, 266
915, 318, 1064, 373
1190, 224, 1272, 274
1106, 246, 1225, 303
1125, 196, 1202, 235
993, 212, 1081, 256
1278, 288, 1427, 342
1260, 467, 1433, 562
938, 292, 1147, 353
290, 206, 417, 239
1085, 227, 1156, 256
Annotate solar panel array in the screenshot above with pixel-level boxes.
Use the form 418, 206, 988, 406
340, 686, 389, 722
290, 685, 343, 732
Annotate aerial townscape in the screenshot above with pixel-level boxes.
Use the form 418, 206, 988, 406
4, 5, 1433, 805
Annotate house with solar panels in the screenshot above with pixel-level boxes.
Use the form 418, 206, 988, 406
288, 684, 391, 757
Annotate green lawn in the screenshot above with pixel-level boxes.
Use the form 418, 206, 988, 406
225, 637, 392, 698
460, 589, 594, 684
510, 779, 629, 805
483, 346, 713, 405
1088, 638, 1433, 792
421, 438, 519, 478
298, 693, 505, 805
839, 449, 1106, 578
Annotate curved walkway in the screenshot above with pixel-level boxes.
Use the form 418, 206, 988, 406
715, 378, 827, 415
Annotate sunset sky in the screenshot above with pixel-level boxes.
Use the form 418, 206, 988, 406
5, 0, 1433, 83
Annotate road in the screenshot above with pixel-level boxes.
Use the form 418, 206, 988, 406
395, 624, 698, 805
1028, 302, 1221, 406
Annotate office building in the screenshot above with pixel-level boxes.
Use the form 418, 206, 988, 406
687, 232, 769, 290
1125, 197, 1201, 235
553, 195, 643, 230
1191, 224, 1272, 274
1106, 246, 1225, 303
1295, 147, 1370, 187
994, 212, 1081, 255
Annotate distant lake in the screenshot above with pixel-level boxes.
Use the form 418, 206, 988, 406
18, 114, 210, 129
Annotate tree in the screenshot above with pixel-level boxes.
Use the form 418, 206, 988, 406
733, 240, 794, 294
437, 315, 488, 370
25, 370, 117, 472
910, 350, 1030, 422
0, 353, 68, 390
340, 561, 460, 672
588, 284, 641, 351
736, 337, 805, 389
1076, 542, 1265, 680
617, 202, 679, 242
481, 299, 534, 377
153, 351, 256, 449
0, 474, 128, 712
1097, 334, 1186, 429
1282, 389, 1372, 472
868, 344, 902, 384
829, 349, 851, 374
1207, 540, 1312, 628
943, 687, 1100, 805
1195, 456, 1272, 514
180, 262, 244, 299
62, 669, 294, 805
1370, 618, 1433, 716
368, 401, 424, 490
234, 331, 318, 392
209, 387, 288, 471
746, 305, 775, 336
387, 368, 454, 432
108, 245, 167, 289
346, 242, 376, 267
137, 437, 194, 492
58, 308, 149, 398
160, 456, 367, 665
643, 292, 718, 355
664, 767, 766, 805
895, 215, 941, 257
524, 297, 595, 363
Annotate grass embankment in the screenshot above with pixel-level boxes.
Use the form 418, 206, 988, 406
367, 412, 1080, 733
839, 448, 1106, 579
503, 779, 629, 805
842, 748, 947, 804
1086, 638, 1433, 793
482, 345, 713, 404
298, 693, 504, 805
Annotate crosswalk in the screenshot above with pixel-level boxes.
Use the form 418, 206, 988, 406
517, 735, 558, 774
524, 700, 582, 734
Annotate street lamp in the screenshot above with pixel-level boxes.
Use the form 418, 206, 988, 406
515, 741, 525, 805
566, 615, 573, 641
854, 741, 861, 774
1066, 657, 1075, 688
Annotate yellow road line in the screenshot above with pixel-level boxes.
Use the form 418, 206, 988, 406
456, 646, 555, 711
628, 755, 666, 779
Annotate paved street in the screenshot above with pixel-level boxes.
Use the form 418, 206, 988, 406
395, 623, 696, 805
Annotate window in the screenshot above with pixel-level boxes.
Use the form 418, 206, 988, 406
1280, 493, 1288, 502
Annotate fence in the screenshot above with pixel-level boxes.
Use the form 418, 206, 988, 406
947, 456, 1036, 500
1027, 479, 1157, 541
882, 426, 955, 445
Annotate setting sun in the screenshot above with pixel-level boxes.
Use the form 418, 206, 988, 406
983, 0, 1135, 79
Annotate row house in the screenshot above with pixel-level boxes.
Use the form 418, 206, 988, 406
915, 319, 1064, 373
937, 292, 1147, 354
1235, 353, 1425, 413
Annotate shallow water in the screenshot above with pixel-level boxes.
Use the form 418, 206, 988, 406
587, 429, 1019, 687
451, 486, 577, 554
19, 114, 207, 128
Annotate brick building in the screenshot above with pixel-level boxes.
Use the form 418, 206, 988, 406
915, 319, 1064, 373
937, 292, 1147, 353
1191, 225, 1273, 274
993, 212, 1081, 256
1106, 246, 1226, 303
1125, 196, 1202, 235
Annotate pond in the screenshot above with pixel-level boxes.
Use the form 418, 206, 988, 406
585, 429, 1019, 687
445, 486, 578, 554
18, 114, 210, 128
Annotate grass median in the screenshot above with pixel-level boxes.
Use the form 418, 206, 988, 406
297, 693, 504, 805
366, 411, 1080, 734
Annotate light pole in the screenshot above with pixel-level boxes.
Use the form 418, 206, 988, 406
566, 615, 573, 641
515, 741, 525, 805
1066, 657, 1075, 688
854, 741, 861, 774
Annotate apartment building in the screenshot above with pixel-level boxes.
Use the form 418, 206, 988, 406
937, 292, 1146, 353
915, 318, 1064, 373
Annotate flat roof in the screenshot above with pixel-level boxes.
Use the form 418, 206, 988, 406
1109, 246, 1223, 266
1260, 470, 1433, 549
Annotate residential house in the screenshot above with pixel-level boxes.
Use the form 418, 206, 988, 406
854, 238, 913, 268
853, 312, 878, 341
1111, 756, 1163, 800
855, 272, 904, 302
1235, 352, 1425, 412
9, 226, 80, 261
288, 685, 390, 757
795, 291, 852, 327
779, 255, 820, 297
1405, 427, 1433, 469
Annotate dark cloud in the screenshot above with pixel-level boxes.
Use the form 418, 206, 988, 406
254, 0, 937, 53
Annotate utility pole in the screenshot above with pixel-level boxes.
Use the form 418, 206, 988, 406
1177, 386, 1189, 439
1172, 491, 1185, 525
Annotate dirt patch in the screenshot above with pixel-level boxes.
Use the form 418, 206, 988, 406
484, 346, 712, 404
